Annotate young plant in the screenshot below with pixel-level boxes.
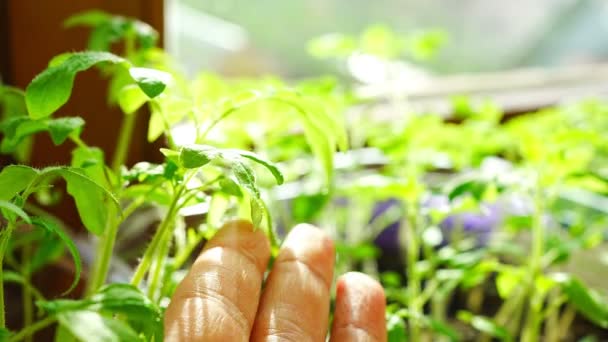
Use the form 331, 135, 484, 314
0, 10, 346, 341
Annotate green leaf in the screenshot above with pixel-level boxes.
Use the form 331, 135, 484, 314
128, 67, 171, 98
31, 217, 82, 294
427, 318, 461, 342
179, 144, 284, 185
219, 177, 243, 197
0, 327, 11, 341
64, 10, 112, 28
229, 149, 284, 185
176, 144, 283, 227
386, 311, 407, 342
41, 284, 162, 341
1, 116, 85, 152
36, 167, 119, 235
27, 231, 65, 274
272, 91, 338, 185
0, 165, 39, 201
0, 200, 31, 223
117, 84, 148, 114
61, 169, 116, 235
0, 86, 27, 117
232, 161, 259, 198
496, 267, 524, 299
250, 197, 264, 228
0, 86, 31, 161
26, 51, 126, 119
553, 274, 608, 328
457, 311, 512, 341
71, 146, 109, 188
57, 311, 141, 342
47, 117, 85, 145
179, 145, 218, 168
65, 10, 158, 52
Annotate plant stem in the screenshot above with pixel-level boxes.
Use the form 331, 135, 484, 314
0, 221, 15, 328
522, 184, 545, 342
8, 316, 55, 342
85, 206, 119, 296
86, 108, 139, 295
544, 289, 563, 342
557, 305, 576, 340
147, 233, 170, 300
21, 244, 33, 342
111, 112, 138, 174
131, 186, 184, 287
404, 201, 421, 341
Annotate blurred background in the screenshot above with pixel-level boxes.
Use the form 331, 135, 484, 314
166, 0, 608, 77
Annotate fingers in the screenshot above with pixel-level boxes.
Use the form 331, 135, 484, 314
329, 272, 387, 342
164, 220, 271, 342
251, 224, 335, 342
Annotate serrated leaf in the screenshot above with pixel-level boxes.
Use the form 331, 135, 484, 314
47, 117, 85, 145
57, 311, 141, 342
129, 67, 171, 98
0, 200, 31, 223
26, 51, 126, 119
0, 165, 39, 201
31, 217, 82, 294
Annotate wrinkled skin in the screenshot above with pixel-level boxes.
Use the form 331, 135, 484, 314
165, 220, 387, 342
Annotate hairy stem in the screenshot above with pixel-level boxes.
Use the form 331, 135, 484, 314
111, 112, 138, 174
85, 206, 119, 296
0, 221, 15, 328
21, 244, 32, 342
86, 106, 139, 295
131, 186, 184, 287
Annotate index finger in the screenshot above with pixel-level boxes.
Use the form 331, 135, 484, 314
164, 220, 270, 342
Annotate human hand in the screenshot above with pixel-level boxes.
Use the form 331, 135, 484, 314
165, 220, 387, 341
